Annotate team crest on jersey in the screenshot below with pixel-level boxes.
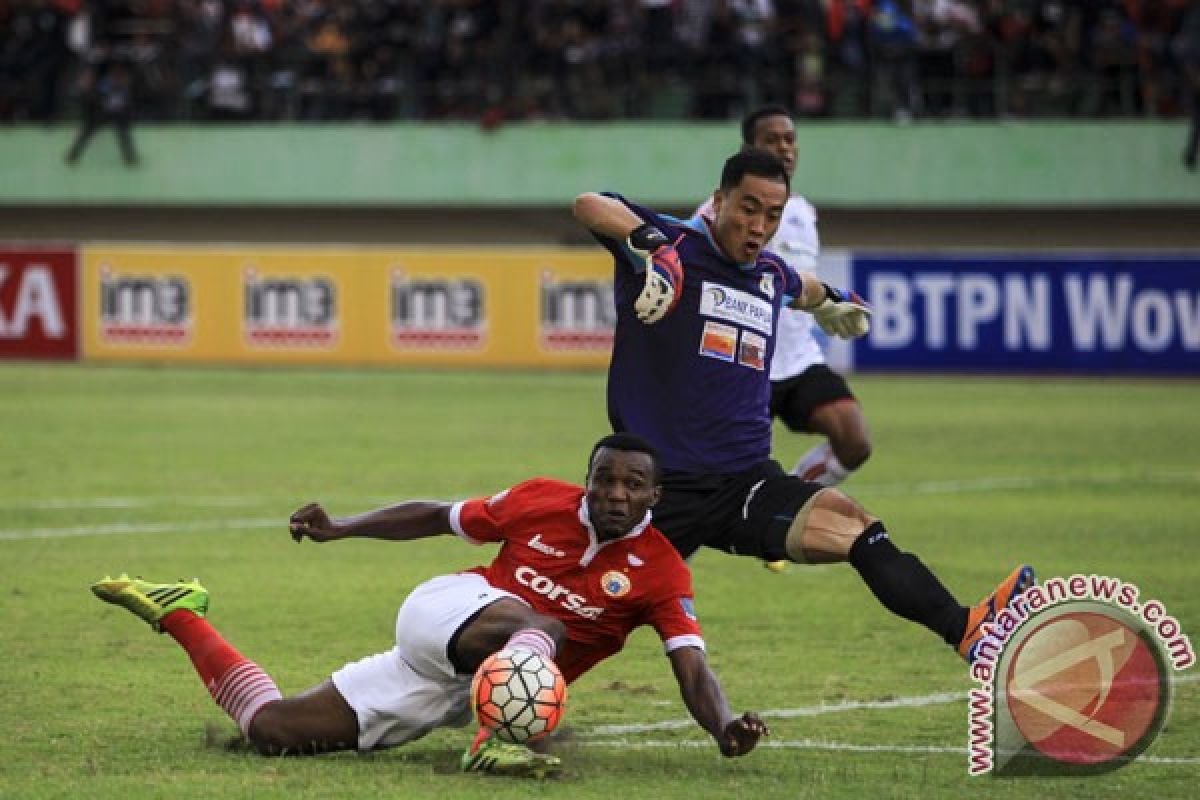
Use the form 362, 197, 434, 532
759, 273, 775, 299
601, 570, 632, 598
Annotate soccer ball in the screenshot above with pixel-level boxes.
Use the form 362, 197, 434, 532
470, 648, 567, 744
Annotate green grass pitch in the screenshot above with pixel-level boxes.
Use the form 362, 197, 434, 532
1, 364, 1196, 799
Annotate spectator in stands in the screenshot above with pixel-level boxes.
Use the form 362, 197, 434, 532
64, 55, 139, 166
3, 0, 1200, 125
1178, 0, 1200, 170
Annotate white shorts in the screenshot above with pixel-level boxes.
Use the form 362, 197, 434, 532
330, 572, 523, 751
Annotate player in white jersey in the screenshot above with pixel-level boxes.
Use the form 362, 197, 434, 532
697, 106, 872, 488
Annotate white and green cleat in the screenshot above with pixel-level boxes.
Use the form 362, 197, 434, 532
91, 574, 209, 631
460, 729, 562, 778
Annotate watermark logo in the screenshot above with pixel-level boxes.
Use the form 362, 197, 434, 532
968, 575, 1193, 776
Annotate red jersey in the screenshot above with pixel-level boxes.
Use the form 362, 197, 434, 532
449, 477, 704, 683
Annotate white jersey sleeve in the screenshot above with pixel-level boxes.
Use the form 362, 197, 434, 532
769, 196, 827, 381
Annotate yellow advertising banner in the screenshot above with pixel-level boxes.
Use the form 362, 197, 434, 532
81, 245, 615, 368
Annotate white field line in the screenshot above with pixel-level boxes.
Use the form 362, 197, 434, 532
580, 691, 968, 736
0, 518, 280, 541
0, 495, 398, 511
580, 673, 1200, 764
9, 472, 1200, 510
0, 470, 1197, 541
581, 674, 1200, 737
575, 739, 1200, 765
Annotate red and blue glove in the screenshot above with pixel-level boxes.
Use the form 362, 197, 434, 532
627, 223, 684, 324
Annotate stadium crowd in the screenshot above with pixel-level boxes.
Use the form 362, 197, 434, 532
2, 0, 1199, 124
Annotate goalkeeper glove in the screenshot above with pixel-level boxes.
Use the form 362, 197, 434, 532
810, 284, 871, 338
627, 223, 684, 324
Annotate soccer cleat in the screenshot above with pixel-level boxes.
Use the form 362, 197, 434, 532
763, 559, 790, 574
91, 574, 209, 632
460, 728, 562, 778
958, 565, 1036, 663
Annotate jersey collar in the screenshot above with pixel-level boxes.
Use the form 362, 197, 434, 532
577, 495, 652, 567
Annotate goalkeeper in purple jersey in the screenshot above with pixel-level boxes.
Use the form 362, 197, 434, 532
573, 149, 1033, 665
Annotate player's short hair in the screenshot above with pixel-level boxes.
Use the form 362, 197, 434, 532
589, 433, 662, 484
741, 104, 793, 145
719, 148, 790, 195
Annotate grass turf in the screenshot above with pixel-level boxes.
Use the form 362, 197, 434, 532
1, 364, 1196, 799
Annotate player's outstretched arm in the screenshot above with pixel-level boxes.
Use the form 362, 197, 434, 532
668, 646, 769, 757
791, 272, 871, 338
289, 500, 453, 544
573, 192, 684, 324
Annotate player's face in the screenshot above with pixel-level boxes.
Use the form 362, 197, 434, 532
585, 448, 661, 541
710, 175, 787, 264
751, 114, 797, 178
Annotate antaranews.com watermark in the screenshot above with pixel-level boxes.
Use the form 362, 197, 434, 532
967, 574, 1194, 776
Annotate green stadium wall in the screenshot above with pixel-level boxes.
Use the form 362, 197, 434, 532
2, 122, 1197, 208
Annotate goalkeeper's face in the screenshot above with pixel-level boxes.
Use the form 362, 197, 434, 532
711, 175, 787, 264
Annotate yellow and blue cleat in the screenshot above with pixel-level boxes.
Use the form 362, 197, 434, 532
91, 574, 209, 631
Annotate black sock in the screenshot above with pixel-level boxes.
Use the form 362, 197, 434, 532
848, 522, 968, 647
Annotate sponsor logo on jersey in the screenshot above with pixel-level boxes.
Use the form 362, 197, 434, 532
243, 268, 337, 347
539, 271, 615, 351
390, 270, 485, 349
759, 274, 775, 299
679, 596, 697, 621
699, 320, 737, 362
515, 566, 604, 620
699, 281, 773, 333
99, 267, 192, 345
527, 533, 566, 558
738, 330, 766, 371
601, 570, 632, 598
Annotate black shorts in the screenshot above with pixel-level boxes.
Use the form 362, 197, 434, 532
652, 460, 823, 562
770, 364, 856, 433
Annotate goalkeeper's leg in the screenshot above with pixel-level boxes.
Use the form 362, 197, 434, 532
751, 487, 1032, 661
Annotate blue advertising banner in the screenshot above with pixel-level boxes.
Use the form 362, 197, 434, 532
851, 254, 1200, 374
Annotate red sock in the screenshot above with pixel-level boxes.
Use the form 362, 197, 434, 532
161, 609, 282, 735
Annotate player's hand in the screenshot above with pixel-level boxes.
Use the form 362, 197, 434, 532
811, 284, 871, 338
718, 712, 769, 757
289, 502, 343, 543
627, 222, 684, 324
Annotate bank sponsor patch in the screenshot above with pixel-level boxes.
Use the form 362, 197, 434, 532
699, 320, 737, 362
699, 281, 774, 333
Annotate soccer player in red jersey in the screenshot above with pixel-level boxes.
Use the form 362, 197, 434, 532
91, 433, 767, 776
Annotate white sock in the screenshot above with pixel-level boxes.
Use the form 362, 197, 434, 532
504, 628, 557, 660
792, 442, 851, 487
211, 661, 283, 735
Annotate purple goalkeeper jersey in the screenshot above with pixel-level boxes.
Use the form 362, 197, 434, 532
595, 194, 805, 474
